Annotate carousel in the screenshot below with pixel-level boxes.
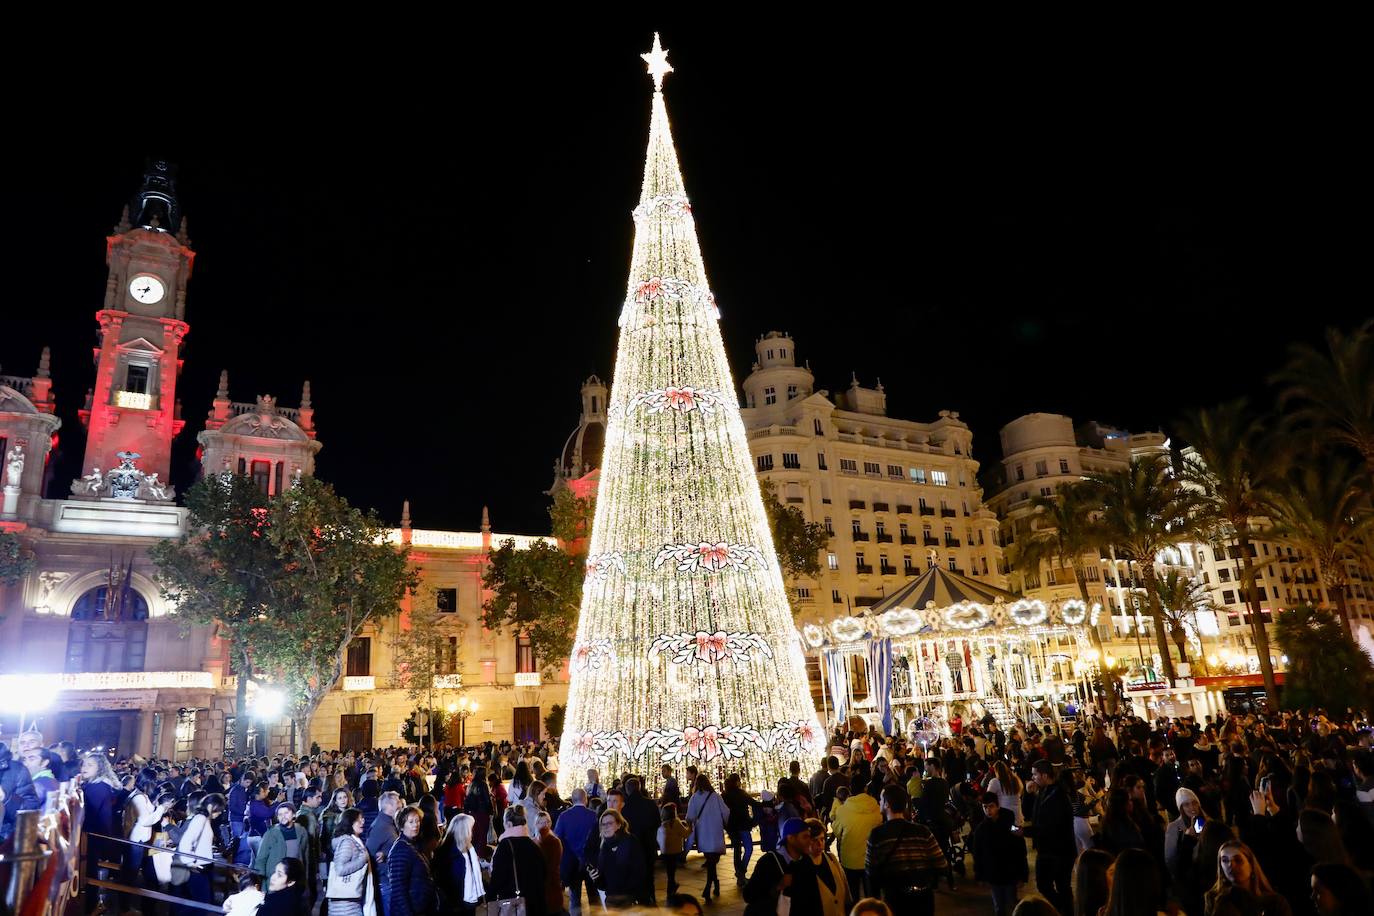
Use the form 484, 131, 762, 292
798, 567, 1107, 742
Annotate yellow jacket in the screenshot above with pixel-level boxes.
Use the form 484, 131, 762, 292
831, 792, 883, 870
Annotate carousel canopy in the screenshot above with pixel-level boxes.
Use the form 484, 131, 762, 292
867, 566, 1019, 616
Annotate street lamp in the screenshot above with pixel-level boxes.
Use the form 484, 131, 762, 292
451, 697, 478, 748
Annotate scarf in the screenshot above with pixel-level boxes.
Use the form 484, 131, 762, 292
462, 847, 485, 904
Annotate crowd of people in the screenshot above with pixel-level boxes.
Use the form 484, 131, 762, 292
1, 703, 1372, 916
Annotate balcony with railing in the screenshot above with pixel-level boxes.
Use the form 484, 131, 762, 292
896, 504, 913, 514
879, 564, 897, 576
924, 535, 940, 546
875, 533, 893, 543
940, 507, 957, 518
944, 537, 962, 547
230, 400, 302, 421
856, 564, 874, 575
900, 534, 917, 545
919, 506, 935, 516
851, 531, 870, 541
872, 502, 890, 512
849, 500, 866, 510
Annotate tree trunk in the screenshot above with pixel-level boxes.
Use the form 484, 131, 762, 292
1170, 625, 1190, 665
295, 714, 311, 757
1332, 580, 1353, 635
234, 648, 252, 758
1139, 564, 1177, 682
1076, 569, 1118, 713
1236, 532, 1279, 709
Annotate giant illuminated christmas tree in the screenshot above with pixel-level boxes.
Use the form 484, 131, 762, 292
557, 35, 823, 794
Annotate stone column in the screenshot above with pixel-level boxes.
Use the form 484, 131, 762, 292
158, 707, 178, 761
137, 708, 156, 758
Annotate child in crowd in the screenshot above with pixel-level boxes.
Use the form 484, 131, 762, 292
657, 803, 690, 897
222, 873, 264, 916
757, 790, 780, 854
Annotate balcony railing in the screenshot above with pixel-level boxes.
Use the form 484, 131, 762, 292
872, 502, 890, 512
344, 676, 376, 691
514, 672, 542, 687
924, 536, 940, 546
849, 500, 866, 510
851, 531, 870, 541
856, 564, 874, 575
896, 504, 913, 514
919, 506, 935, 516
900, 534, 917, 545
945, 537, 962, 547
875, 533, 893, 543
114, 390, 154, 410
879, 565, 897, 576
940, 508, 957, 518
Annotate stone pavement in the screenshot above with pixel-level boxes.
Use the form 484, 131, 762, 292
619, 848, 1003, 915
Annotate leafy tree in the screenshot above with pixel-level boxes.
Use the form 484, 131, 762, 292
1152, 569, 1210, 666
1178, 400, 1286, 707
1012, 487, 1118, 711
760, 482, 830, 581
1273, 604, 1374, 712
403, 707, 449, 745
151, 474, 280, 755
550, 488, 595, 553
1081, 454, 1203, 683
388, 593, 464, 746
543, 703, 565, 741
247, 477, 418, 754
481, 537, 582, 676
1265, 457, 1374, 634
1, 531, 33, 586
1271, 320, 1374, 477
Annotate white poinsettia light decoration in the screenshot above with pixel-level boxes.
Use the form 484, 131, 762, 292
769, 720, 822, 755
1009, 598, 1049, 626
879, 608, 924, 636
567, 730, 633, 767
570, 639, 615, 672
654, 541, 765, 573
829, 616, 867, 643
651, 630, 773, 665
942, 601, 991, 630
628, 386, 725, 415
584, 552, 627, 583
1059, 599, 1088, 625
802, 624, 826, 648
635, 724, 766, 764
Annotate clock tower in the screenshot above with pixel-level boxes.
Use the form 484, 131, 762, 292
78, 161, 193, 483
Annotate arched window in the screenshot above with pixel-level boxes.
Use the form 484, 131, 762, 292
70, 586, 150, 621
66, 586, 149, 673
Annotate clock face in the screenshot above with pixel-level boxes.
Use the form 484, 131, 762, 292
129, 275, 165, 305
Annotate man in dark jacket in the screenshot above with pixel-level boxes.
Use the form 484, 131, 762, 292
865, 786, 946, 916
621, 777, 661, 905
1025, 759, 1074, 916
723, 773, 757, 884
554, 788, 598, 914
744, 817, 810, 916
972, 792, 1029, 916
0, 743, 40, 843
368, 791, 402, 864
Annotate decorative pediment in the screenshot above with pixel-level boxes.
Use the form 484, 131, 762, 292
116, 337, 166, 357
0, 385, 40, 415
219, 409, 309, 441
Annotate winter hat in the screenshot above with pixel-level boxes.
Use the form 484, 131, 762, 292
761, 791, 775, 803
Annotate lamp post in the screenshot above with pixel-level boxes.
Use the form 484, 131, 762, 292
449, 697, 478, 748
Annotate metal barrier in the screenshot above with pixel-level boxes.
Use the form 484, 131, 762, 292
83, 830, 244, 914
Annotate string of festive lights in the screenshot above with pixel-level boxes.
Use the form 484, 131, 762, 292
557, 35, 823, 794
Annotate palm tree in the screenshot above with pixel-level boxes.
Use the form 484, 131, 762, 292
1080, 453, 1202, 683
1014, 486, 1118, 711
1177, 400, 1283, 708
1265, 457, 1374, 635
1271, 320, 1374, 478
1153, 569, 1210, 666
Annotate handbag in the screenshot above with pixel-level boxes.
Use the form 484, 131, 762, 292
772, 853, 792, 916
486, 839, 527, 916
171, 815, 211, 884
327, 837, 370, 899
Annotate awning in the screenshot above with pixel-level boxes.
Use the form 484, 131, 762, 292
867, 565, 1020, 616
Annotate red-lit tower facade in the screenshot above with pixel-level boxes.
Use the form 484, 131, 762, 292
78, 162, 192, 483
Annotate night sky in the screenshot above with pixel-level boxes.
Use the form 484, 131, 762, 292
4, 27, 1364, 534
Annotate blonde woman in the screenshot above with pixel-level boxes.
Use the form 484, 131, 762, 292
1203, 841, 1291, 916
434, 813, 484, 916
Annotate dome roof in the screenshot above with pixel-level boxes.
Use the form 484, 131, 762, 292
559, 416, 605, 478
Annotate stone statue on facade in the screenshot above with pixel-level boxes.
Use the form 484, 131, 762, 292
4, 445, 23, 488
71, 467, 104, 496
137, 472, 174, 502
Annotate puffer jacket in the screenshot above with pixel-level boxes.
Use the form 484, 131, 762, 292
0, 745, 40, 842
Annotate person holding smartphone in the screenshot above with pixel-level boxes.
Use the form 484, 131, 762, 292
1165, 787, 1207, 916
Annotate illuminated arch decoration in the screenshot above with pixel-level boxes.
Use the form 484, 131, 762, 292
878, 608, 924, 636
942, 601, 991, 630
51, 569, 172, 619
801, 624, 826, 648
829, 616, 868, 644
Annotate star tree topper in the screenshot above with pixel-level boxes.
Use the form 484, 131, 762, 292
642, 32, 673, 91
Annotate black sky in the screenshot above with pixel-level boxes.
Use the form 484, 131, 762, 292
3, 26, 1366, 533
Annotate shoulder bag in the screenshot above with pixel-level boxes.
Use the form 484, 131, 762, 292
327, 836, 370, 899
486, 838, 527, 916
772, 852, 792, 916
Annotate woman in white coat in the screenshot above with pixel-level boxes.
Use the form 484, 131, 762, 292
684, 774, 730, 900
